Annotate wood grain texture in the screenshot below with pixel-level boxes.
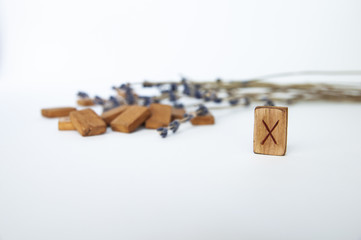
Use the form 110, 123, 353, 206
41, 107, 76, 118
190, 114, 215, 125
58, 117, 76, 130
253, 106, 288, 156
145, 104, 172, 129
101, 105, 128, 125
110, 106, 150, 133
77, 98, 94, 106
69, 109, 107, 136
171, 108, 186, 120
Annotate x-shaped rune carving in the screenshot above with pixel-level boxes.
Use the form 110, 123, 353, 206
261, 120, 279, 145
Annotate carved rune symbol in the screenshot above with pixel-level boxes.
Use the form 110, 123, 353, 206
261, 120, 279, 145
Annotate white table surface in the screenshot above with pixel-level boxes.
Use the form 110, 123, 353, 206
0, 81, 361, 240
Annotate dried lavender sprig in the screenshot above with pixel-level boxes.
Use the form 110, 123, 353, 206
156, 105, 209, 138
142, 73, 361, 105
78, 70, 361, 116
156, 127, 168, 138
141, 70, 361, 87
77, 91, 89, 98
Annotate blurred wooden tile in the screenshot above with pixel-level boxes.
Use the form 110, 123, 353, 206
77, 98, 94, 106
58, 117, 76, 131
101, 105, 128, 125
190, 114, 215, 125
70, 109, 107, 136
253, 106, 288, 156
41, 107, 76, 118
145, 104, 172, 129
171, 108, 186, 120
110, 106, 150, 133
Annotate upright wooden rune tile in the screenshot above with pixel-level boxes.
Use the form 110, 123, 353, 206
253, 106, 288, 156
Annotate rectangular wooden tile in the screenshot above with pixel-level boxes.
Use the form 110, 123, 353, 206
58, 117, 76, 130
190, 114, 215, 125
171, 108, 186, 120
101, 105, 128, 125
41, 107, 76, 118
253, 106, 288, 156
145, 103, 172, 129
69, 109, 107, 136
110, 106, 150, 133
77, 98, 94, 106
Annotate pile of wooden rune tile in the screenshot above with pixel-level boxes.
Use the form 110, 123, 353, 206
41, 103, 215, 137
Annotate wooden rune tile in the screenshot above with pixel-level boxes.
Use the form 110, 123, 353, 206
58, 117, 76, 130
110, 105, 150, 133
69, 109, 107, 136
190, 114, 215, 125
253, 106, 288, 156
77, 98, 95, 106
171, 108, 186, 120
101, 105, 128, 125
41, 107, 76, 118
145, 103, 172, 129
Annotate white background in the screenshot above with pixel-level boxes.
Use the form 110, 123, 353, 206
1, 0, 361, 83
1, 0, 361, 239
